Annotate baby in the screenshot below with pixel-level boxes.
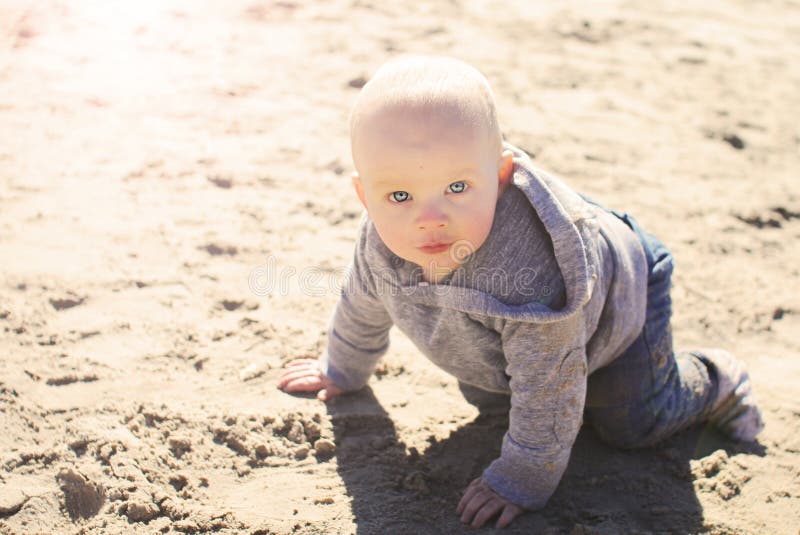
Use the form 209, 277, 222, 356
277, 55, 764, 529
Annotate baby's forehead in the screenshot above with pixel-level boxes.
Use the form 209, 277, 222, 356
353, 102, 491, 163
360, 97, 481, 130
355, 85, 494, 146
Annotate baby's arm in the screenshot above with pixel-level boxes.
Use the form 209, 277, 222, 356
277, 358, 343, 401
470, 319, 587, 524
277, 217, 393, 399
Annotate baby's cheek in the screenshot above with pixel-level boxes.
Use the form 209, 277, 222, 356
375, 220, 410, 256
464, 209, 494, 248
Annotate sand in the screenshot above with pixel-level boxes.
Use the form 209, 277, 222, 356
1, 0, 799, 533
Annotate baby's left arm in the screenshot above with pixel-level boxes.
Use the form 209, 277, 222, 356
481, 319, 588, 513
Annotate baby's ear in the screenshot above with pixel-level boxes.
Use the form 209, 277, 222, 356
351, 172, 367, 210
498, 150, 514, 191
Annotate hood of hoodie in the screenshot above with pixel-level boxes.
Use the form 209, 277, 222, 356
365, 143, 601, 324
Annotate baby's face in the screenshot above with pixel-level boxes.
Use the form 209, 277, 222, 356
352, 106, 510, 282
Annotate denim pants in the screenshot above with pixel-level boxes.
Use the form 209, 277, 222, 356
583, 209, 715, 448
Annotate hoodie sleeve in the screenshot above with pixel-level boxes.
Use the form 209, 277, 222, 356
482, 319, 587, 510
319, 221, 394, 391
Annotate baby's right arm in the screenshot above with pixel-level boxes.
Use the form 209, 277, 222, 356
278, 217, 393, 399
277, 358, 344, 402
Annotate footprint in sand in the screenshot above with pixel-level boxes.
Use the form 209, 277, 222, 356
57, 468, 105, 520
217, 299, 259, 312
734, 205, 800, 229
207, 175, 233, 189
49, 292, 86, 311
201, 243, 238, 256
45, 373, 99, 386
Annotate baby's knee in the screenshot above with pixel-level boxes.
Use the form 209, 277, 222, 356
458, 382, 510, 415
587, 407, 657, 449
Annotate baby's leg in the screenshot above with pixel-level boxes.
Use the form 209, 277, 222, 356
585, 225, 763, 448
689, 347, 764, 441
585, 335, 710, 448
458, 381, 511, 417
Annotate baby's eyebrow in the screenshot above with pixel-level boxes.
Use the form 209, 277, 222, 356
448, 168, 477, 179
371, 167, 478, 188
370, 178, 406, 189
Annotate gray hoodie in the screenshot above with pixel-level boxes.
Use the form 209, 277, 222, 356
320, 144, 649, 509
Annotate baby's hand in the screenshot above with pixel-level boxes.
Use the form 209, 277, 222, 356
456, 476, 524, 529
277, 358, 343, 402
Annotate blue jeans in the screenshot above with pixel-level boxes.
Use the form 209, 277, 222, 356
584, 208, 715, 448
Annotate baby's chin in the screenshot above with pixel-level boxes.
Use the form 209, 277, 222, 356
405, 252, 462, 278
381, 234, 488, 280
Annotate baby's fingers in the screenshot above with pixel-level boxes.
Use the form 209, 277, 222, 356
495, 503, 523, 528
280, 375, 325, 393
277, 367, 319, 389
471, 498, 504, 528
458, 490, 493, 525
456, 477, 484, 514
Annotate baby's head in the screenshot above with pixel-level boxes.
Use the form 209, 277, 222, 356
349, 55, 513, 282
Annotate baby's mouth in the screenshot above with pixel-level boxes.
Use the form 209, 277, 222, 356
417, 242, 451, 254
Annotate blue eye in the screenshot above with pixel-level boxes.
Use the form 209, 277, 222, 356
389, 191, 410, 203
449, 181, 467, 193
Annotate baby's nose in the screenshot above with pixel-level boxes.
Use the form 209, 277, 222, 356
415, 207, 448, 230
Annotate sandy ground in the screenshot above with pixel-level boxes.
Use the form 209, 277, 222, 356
1, 0, 799, 533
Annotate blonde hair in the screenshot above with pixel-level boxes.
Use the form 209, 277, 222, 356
349, 55, 502, 159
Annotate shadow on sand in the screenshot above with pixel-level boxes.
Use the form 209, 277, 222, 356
324, 388, 765, 535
